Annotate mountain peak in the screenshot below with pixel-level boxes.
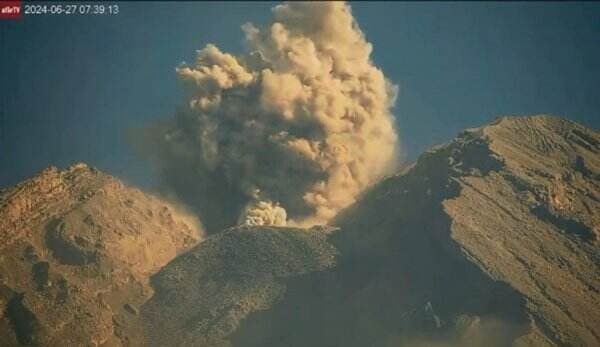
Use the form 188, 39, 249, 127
0, 163, 203, 346
324, 115, 600, 346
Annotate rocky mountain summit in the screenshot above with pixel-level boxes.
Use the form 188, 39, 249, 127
217, 116, 599, 347
0, 163, 203, 346
143, 115, 600, 347
0, 115, 598, 347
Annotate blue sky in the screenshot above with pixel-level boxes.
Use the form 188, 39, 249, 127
1, 2, 599, 189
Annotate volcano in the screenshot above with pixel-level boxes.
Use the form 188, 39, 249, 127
1, 116, 598, 346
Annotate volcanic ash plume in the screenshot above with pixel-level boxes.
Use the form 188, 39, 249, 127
136, 2, 399, 229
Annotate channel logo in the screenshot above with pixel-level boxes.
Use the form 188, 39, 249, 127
0, 1, 21, 19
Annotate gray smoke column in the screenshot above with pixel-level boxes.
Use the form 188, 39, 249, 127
135, 2, 399, 230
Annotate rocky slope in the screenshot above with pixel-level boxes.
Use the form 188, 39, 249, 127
0, 164, 203, 346
141, 225, 337, 347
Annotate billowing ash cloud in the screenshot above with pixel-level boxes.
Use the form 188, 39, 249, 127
134, 2, 399, 230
